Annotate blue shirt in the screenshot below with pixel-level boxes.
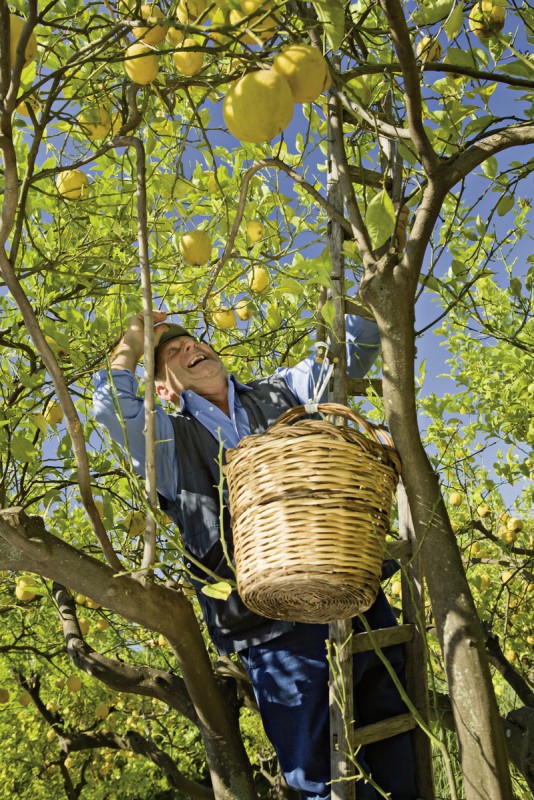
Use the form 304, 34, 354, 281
93, 315, 380, 502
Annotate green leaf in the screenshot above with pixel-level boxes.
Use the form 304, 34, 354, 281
497, 194, 514, 216
11, 435, 36, 463
480, 156, 498, 180
365, 190, 395, 250
201, 581, 233, 600
311, 0, 345, 52
320, 298, 336, 330
413, 0, 454, 25
444, 2, 464, 39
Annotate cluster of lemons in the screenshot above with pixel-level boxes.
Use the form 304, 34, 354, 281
416, 0, 507, 67
178, 224, 270, 329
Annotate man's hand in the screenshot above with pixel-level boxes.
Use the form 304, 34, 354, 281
110, 310, 168, 372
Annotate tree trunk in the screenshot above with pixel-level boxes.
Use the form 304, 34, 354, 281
363, 262, 513, 800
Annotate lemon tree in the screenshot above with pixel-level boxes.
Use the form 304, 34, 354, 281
0, 0, 533, 797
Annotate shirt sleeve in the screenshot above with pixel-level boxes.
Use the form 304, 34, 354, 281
274, 315, 380, 405
93, 369, 178, 502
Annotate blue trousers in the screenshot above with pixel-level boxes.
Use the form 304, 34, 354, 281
240, 590, 418, 800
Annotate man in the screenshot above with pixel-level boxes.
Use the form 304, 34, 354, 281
93, 309, 417, 800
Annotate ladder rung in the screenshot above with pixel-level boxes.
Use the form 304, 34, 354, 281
346, 377, 383, 397
351, 623, 415, 654
352, 712, 417, 747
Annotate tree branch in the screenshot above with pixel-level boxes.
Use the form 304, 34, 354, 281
53, 583, 198, 722
443, 124, 534, 190
377, 0, 440, 177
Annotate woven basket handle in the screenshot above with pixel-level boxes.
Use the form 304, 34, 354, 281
271, 402, 395, 448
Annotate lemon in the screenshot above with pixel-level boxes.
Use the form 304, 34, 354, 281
66, 675, 82, 693
124, 42, 160, 85
239, 0, 280, 41
223, 69, 294, 143
246, 220, 264, 243
416, 36, 442, 62
449, 491, 463, 507
176, 0, 207, 24
272, 44, 330, 103
166, 27, 184, 47
8, 14, 38, 70
56, 169, 89, 200
248, 266, 270, 293
173, 39, 205, 76
15, 585, 35, 602
212, 307, 237, 329
179, 230, 212, 265
236, 299, 253, 321
132, 4, 168, 45
95, 702, 110, 720
78, 106, 112, 140
468, 0, 506, 38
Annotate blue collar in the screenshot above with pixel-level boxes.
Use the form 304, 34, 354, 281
177, 373, 252, 413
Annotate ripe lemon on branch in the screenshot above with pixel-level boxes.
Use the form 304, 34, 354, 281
132, 4, 168, 45
77, 106, 112, 140
179, 230, 212, 265
56, 170, 89, 200
223, 69, 294, 143
124, 42, 160, 84
272, 44, 330, 103
468, 0, 506, 38
173, 38, 205, 76
212, 307, 237, 329
416, 36, 442, 62
8, 13, 38, 70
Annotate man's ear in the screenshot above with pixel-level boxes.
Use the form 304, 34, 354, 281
156, 381, 179, 404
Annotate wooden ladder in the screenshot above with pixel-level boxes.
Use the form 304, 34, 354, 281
328, 379, 435, 800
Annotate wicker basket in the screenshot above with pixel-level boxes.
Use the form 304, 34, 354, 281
225, 403, 401, 623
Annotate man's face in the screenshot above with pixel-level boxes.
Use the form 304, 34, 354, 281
156, 336, 228, 400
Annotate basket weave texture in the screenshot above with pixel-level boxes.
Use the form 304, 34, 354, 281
225, 403, 401, 623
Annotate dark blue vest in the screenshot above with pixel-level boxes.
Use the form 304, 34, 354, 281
159, 375, 300, 654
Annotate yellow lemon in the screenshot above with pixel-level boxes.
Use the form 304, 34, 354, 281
179, 230, 212, 265
248, 266, 270, 293
15, 585, 35, 602
238, 0, 280, 41
19, 692, 32, 706
223, 69, 294, 143
56, 170, 89, 200
173, 39, 205, 76
95, 702, 110, 720
468, 0, 506, 38
212, 307, 237, 329
8, 14, 38, 70
272, 44, 330, 103
246, 220, 265, 243
176, 0, 207, 24
132, 4, 168, 45
235, 299, 253, 321
416, 36, 442, 62
449, 491, 463, 507
66, 675, 82, 693
78, 106, 112, 140
124, 42, 160, 85
166, 26, 185, 47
